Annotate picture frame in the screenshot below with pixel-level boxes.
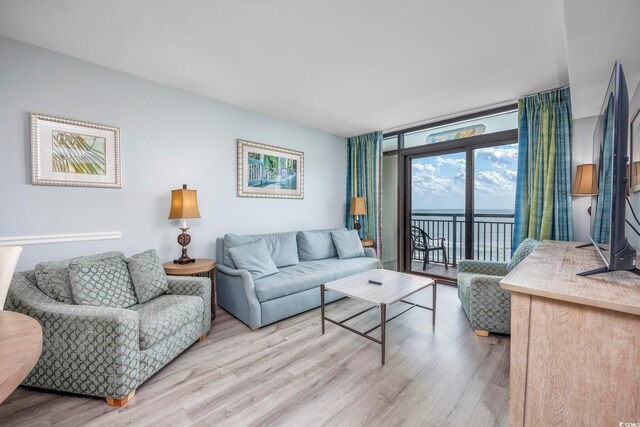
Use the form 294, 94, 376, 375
631, 106, 640, 193
237, 139, 304, 199
31, 113, 121, 188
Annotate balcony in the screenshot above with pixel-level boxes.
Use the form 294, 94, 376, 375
410, 212, 515, 270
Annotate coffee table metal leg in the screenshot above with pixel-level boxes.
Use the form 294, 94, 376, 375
321, 284, 325, 334
380, 303, 386, 365
432, 282, 437, 326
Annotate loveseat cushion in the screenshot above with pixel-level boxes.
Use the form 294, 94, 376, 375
34, 251, 125, 304
297, 229, 340, 261
127, 249, 169, 303
69, 256, 138, 308
224, 232, 299, 268
129, 295, 204, 349
254, 261, 334, 302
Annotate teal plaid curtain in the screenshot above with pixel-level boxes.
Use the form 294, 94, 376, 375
513, 87, 573, 249
346, 131, 382, 246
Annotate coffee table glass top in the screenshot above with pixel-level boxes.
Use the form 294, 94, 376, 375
324, 269, 435, 305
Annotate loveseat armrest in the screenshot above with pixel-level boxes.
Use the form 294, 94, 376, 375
467, 274, 511, 334
6, 272, 140, 399
216, 264, 261, 329
167, 276, 211, 333
458, 260, 508, 276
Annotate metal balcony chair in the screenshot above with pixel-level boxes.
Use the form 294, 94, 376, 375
411, 226, 448, 270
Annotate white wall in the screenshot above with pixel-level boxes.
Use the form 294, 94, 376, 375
0, 37, 347, 270
571, 115, 598, 242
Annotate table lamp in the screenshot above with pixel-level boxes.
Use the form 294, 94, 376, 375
168, 184, 201, 264
350, 197, 367, 232
572, 164, 598, 215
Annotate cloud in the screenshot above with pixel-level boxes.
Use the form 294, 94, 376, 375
503, 169, 517, 181
412, 162, 464, 196
474, 170, 515, 194
475, 146, 518, 169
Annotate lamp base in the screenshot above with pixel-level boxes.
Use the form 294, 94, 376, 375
174, 227, 195, 264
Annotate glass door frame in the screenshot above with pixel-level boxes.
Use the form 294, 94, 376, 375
386, 105, 519, 279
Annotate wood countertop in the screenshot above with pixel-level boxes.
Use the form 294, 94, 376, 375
500, 240, 640, 315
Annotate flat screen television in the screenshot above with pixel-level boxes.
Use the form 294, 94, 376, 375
580, 61, 638, 276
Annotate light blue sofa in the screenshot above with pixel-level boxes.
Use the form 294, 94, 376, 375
216, 229, 381, 329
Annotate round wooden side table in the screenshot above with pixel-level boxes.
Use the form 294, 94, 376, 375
0, 311, 43, 403
163, 259, 217, 320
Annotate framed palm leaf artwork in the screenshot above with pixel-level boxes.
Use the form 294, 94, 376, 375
31, 114, 121, 188
237, 139, 304, 199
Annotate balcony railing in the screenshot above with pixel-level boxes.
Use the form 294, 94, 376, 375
411, 212, 515, 267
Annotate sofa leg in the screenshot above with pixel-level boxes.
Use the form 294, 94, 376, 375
197, 333, 207, 342
251, 327, 260, 332
106, 390, 136, 407
475, 329, 490, 337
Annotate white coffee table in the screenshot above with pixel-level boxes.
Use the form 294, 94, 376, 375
321, 269, 436, 365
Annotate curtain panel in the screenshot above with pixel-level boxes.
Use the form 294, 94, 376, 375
345, 131, 382, 247
513, 87, 573, 250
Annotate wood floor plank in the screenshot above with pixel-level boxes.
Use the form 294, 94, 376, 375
0, 284, 510, 427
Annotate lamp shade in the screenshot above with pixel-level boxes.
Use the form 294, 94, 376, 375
168, 184, 201, 219
350, 197, 367, 215
572, 164, 598, 196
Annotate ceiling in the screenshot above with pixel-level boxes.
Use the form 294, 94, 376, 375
0, 0, 572, 136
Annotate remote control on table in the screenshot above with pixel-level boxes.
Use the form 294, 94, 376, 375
368, 280, 383, 285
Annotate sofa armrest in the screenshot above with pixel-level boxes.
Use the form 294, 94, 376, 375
458, 260, 508, 275
167, 276, 211, 333
216, 264, 261, 329
6, 273, 140, 399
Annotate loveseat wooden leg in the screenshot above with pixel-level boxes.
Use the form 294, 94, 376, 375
106, 390, 136, 407
197, 333, 207, 342
474, 329, 489, 337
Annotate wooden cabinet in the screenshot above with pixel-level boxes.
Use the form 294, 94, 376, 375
501, 241, 640, 426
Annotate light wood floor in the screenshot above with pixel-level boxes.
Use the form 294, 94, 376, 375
0, 284, 510, 427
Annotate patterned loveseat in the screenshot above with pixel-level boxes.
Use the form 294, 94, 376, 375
457, 238, 539, 336
5, 251, 211, 406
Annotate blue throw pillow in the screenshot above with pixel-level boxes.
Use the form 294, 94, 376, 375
297, 229, 340, 261
228, 239, 279, 280
126, 249, 169, 304
331, 229, 365, 259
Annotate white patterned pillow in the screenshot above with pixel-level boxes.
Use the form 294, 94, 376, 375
69, 257, 138, 308
126, 249, 169, 303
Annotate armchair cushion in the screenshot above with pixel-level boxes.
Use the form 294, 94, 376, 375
331, 229, 365, 259
69, 257, 138, 308
34, 251, 124, 304
507, 238, 540, 271
126, 249, 169, 303
458, 260, 509, 276
229, 239, 279, 280
129, 295, 204, 349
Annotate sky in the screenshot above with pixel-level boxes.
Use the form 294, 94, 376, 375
411, 143, 518, 212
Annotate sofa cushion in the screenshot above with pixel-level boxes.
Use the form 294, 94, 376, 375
224, 232, 299, 268
129, 295, 203, 349
297, 229, 340, 261
69, 256, 138, 308
253, 257, 380, 302
34, 251, 125, 304
254, 261, 334, 302
127, 249, 169, 304
229, 239, 279, 280
507, 238, 539, 271
331, 229, 365, 259
309, 257, 381, 281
